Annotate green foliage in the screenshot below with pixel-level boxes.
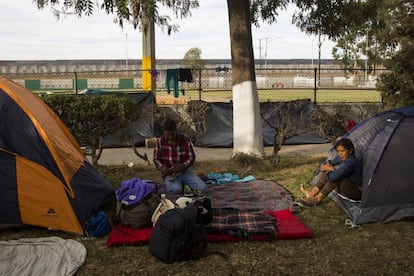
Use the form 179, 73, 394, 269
41, 94, 140, 164
182, 47, 204, 69
294, 0, 387, 70
293, 0, 384, 40
377, 0, 414, 108
33, 0, 199, 31
249, 0, 290, 26
378, 46, 414, 108
331, 30, 367, 73
376, 0, 412, 56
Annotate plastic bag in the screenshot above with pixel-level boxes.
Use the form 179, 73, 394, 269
151, 194, 175, 226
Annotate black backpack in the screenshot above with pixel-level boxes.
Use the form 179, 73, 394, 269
149, 198, 213, 263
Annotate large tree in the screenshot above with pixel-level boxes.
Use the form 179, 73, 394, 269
33, 0, 291, 158
293, 0, 413, 109
293, 0, 387, 73
376, 0, 414, 108
231, 0, 289, 157
228, 0, 263, 157
182, 47, 204, 69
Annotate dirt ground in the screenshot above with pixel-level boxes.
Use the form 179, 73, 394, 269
94, 143, 332, 166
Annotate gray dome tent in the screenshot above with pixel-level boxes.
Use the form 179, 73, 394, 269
328, 106, 414, 224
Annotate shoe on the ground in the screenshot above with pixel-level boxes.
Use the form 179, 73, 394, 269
297, 197, 320, 208
183, 185, 194, 197
289, 202, 302, 213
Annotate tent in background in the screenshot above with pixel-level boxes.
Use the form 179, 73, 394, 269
0, 76, 114, 235
328, 106, 414, 224
103, 92, 159, 148
194, 99, 327, 148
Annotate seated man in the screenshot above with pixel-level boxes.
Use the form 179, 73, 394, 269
153, 119, 206, 195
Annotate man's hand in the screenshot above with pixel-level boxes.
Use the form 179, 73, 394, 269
160, 163, 185, 177
171, 163, 184, 173
160, 167, 171, 177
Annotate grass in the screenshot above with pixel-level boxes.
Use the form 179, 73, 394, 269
1, 156, 413, 275
35, 87, 382, 104
156, 88, 382, 103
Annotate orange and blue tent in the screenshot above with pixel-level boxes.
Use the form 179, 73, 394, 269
0, 76, 113, 234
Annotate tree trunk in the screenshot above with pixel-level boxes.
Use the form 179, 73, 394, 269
227, 0, 264, 158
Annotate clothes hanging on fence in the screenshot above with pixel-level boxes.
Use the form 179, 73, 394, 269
166, 69, 179, 97
178, 68, 193, 82
165, 68, 193, 98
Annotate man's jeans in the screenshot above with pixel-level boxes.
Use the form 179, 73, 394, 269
164, 169, 206, 194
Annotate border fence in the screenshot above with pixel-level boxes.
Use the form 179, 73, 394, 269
3, 67, 388, 104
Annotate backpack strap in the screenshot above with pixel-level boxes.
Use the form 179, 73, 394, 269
198, 223, 228, 261
198, 223, 208, 258
194, 209, 228, 261
140, 195, 154, 225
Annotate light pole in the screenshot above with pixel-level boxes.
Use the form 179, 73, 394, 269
318, 34, 322, 86
125, 33, 128, 70
258, 38, 264, 67
259, 37, 282, 69
264, 37, 270, 69
365, 30, 369, 84
311, 35, 315, 68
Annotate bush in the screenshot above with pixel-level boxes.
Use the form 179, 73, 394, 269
41, 94, 140, 165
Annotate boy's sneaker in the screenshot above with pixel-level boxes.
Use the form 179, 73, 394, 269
183, 185, 194, 197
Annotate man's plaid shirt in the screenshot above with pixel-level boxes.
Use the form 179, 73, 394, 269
153, 133, 195, 173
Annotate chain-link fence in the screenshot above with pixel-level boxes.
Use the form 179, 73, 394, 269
3, 67, 388, 104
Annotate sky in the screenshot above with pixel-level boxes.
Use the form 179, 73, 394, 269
1, 0, 337, 61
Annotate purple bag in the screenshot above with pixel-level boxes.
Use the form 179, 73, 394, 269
116, 178, 155, 206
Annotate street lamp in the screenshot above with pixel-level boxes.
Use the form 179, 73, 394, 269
317, 34, 322, 87
258, 36, 282, 69
365, 30, 369, 84
125, 33, 128, 70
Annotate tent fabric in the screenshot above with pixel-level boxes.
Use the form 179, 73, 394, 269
0, 79, 83, 193
194, 99, 327, 148
0, 236, 86, 276
328, 106, 414, 224
0, 76, 114, 234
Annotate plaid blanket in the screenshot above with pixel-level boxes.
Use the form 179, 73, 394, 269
207, 208, 277, 239
205, 180, 293, 211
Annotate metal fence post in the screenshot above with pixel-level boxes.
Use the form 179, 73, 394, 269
198, 68, 202, 101
313, 68, 317, 104
73, 71, 78, 94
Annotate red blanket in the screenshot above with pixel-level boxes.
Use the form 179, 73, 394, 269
106, 209, 313, 246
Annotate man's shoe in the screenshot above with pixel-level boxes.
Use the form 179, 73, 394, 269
183, 185, 194, 197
